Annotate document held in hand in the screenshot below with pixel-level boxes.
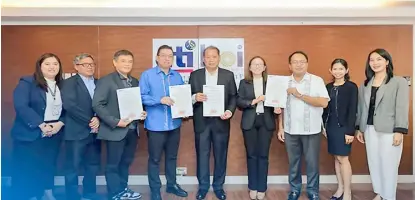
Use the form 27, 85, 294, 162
264, 75, 289, 108
169, 84, 193, 118
203, 85, 225, 117
116, 87, 143, 121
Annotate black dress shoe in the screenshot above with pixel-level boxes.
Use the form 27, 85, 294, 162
196, 189, 208, 200
166, 184, 188, 197
151, 192, 162, 200
214, 189, 227, 200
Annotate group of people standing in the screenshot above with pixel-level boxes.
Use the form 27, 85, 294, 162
10, 45, 408, 200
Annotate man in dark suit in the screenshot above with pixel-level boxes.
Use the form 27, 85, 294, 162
189, 46, 237, 200
61, 53, 101, 200
92, 50, 146, 200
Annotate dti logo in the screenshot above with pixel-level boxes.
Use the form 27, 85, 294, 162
173, 40, 196, 73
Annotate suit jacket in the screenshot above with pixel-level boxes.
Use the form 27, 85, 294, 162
61, 74, 97, 141
11, 75, 65, 141
189, 68, 237, 133
237, 79, 276, 131
92, 71, 139, 141
356, 76, 409, 134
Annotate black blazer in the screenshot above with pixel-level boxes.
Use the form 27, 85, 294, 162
61, 74, 97, 141
92, 72, 139, 141
322, 81, 358, 135
237, 79, 276, 131
189, 68, 237, 133
11, 76, 65, 141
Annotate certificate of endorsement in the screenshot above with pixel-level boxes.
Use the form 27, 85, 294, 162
116, 87, 144, 121
264, 75, 289, 108
203, 85, 225, 117
169, 84, 193, 119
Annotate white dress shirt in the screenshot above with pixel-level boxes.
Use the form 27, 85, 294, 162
284, 73, 329, 135
253, 77, 264, 113
44, 78, 63, 121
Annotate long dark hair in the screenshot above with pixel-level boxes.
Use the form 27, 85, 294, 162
364, 48, 394, 86
33, 53, 63, 91
245, 56, 268, 82
331, 58, 350, 81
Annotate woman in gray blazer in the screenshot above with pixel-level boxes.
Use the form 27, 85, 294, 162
355, 48, 409, 200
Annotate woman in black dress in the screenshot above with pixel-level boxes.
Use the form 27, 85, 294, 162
322, 59, 358, 200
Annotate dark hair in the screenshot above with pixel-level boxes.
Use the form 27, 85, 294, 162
331, 58, 350, 81
113, 49, 134, 61
364, 48, 394, 86
156, 45, 173, 56
245, 56, 268, 82
288, 51, 308, 63
203, 46, 220, 57
33, 53, 63, 91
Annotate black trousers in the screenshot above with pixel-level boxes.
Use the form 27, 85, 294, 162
147, 128, 181, 192
12, 133, 62, 200
64, 134, 101, 199
195, 120, 230, 191
242, 114, 273, 192
105, 129, 138, 197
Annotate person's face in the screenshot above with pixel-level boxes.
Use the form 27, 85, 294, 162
156, 48, 173, 69
330, 63, 348, 80
113, 55, 133, 75
249, 57, 266, 76
289, 53, 308, 75
369, 52, 389, 73
203, 48, 220, 70
74, 57, 95, 77
41, 57, 60, 79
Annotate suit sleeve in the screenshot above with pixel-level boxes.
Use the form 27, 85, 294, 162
393, 77, 409, 134
355, 85, 362, 131
13, 78, 44, 129
226, 73, 237, 114
139, 72, 162, 106
61, 79, 91, 124
322, 84, 330, 125
236, 80, 253, 109
346, 83, 358, 136
92, 78, 119, 129
189, 71, 199, 105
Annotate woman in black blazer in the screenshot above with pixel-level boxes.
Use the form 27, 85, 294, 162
322, 59, 358, 200
237, 56, 282, 200
11, 53, 65, 200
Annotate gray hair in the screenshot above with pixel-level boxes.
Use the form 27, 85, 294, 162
73, 53, 94, 65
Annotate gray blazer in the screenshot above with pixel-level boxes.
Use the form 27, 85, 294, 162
92, 72, 139, 141
356, 76, 409, 134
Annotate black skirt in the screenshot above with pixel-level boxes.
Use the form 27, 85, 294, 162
326, 116, 352, 156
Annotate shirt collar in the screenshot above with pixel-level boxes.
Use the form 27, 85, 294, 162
205, 67, 218, 76
117, 71, 131, 81
78, 74, 94, 82
291, 73, 310, 83
156, 66, 173, 75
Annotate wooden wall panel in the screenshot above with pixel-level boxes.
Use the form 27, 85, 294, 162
1, 25, 412, 177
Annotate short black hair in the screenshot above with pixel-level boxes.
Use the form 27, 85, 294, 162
113, 49, 134, 60
156, 45, 173, 56
203, 46, 220, 57
288, 51, 308, 63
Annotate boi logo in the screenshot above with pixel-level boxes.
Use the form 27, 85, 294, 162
173, 40, 196, 68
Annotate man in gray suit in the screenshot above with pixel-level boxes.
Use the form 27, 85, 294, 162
92, 50, 146, 200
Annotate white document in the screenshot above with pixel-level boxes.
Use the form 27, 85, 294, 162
264, 75, 289, 108
169, 84, 193, 119
203, 85, 225, 117
116, 87, 143, 120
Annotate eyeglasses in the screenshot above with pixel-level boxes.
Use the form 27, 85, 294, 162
158, 54, 173, 59
250, 64, 265, 68
290, 60, 307, 65
76, 63, 96, 68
